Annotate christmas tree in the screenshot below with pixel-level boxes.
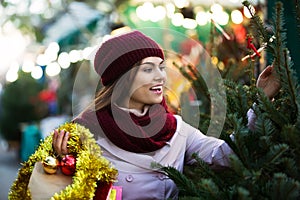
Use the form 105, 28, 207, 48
159, 1, 300, 199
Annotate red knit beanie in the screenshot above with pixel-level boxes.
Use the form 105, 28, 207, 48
94, 30, 165, 86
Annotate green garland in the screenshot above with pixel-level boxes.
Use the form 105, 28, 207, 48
8, 122, 118, 199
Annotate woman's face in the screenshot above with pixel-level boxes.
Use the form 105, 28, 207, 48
126, 56, 166, 111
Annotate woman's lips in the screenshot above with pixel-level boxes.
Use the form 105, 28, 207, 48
150, 85, 163, 94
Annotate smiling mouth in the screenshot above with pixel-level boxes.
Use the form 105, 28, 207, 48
150, 86, 163, 93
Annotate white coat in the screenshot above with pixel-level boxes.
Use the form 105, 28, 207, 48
96, 115, 233, 200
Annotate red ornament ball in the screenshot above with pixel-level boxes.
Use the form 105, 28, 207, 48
60, 154, 76, 176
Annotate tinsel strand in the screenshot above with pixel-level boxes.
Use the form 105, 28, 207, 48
8, 122, 118, 199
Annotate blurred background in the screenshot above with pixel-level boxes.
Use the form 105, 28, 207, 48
0, 0, 299, 198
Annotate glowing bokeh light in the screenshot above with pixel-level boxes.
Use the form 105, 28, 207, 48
22, 59, 35, 73
45, 62, 61, 76
171, 13, 184, 26
57, 52, 71, 69
231, 10, 243, 24
31, 66, 43, 79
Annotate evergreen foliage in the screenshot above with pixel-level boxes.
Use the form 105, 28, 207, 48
160, 1, 300, 199
295, 0, 300, 38
0, 72, 47, 141
173, 62, 211, 133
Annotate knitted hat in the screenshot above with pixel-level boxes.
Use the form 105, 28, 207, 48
94, 30, 164, 86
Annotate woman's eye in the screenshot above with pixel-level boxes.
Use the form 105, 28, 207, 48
143, 68, 153, 72
159, 65, 166, 71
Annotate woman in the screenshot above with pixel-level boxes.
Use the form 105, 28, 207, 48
53, 30, 280, 199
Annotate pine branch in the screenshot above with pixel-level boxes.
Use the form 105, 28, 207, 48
191, 153, 226, 187
188, 64, 210, 102
242, 1, 269, 43
294, 0, 300, 37
273, 2, 287, 76
283, 49, 299, 116
227, 114, 248, 154
245, 60, 256, 87
267, 173, 300, 200
251, 116, 277, 160
224, 80, 255, 124
257, 89, 289, 127
198, 179, 222, 200
278, 157, 299, 178
209, 16, 216, 56
280, 125, 300, 172
260, 144, 289, 171
235, 187, 252, 200
152, 164, 199, 197
253, 116, 276, 137
228, 154, 252, 179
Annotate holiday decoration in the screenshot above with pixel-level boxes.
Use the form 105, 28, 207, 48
242, 35, 276, 61
246, 34, 261, 58
42, 156, 59, 174
60, 155, 76, 176
8, 122, 118, 200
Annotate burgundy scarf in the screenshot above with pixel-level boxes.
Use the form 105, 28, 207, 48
96, 99, 177, 153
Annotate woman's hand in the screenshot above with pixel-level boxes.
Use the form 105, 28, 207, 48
256, 65, 281, 99
52, 129, 69, 156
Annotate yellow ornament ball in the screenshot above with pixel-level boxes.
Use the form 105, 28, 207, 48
42, 156, 59, 174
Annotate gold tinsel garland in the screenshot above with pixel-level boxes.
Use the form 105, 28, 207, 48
8, 122, 118, 199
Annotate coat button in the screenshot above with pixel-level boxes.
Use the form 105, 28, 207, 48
126, 175, 134, 182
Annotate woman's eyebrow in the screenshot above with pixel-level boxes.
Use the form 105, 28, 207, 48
140, 61, 165, 66
160, 60, 166, 65
140, 62, 156, 66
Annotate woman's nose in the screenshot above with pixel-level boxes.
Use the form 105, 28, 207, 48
154, 68, 166, 81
